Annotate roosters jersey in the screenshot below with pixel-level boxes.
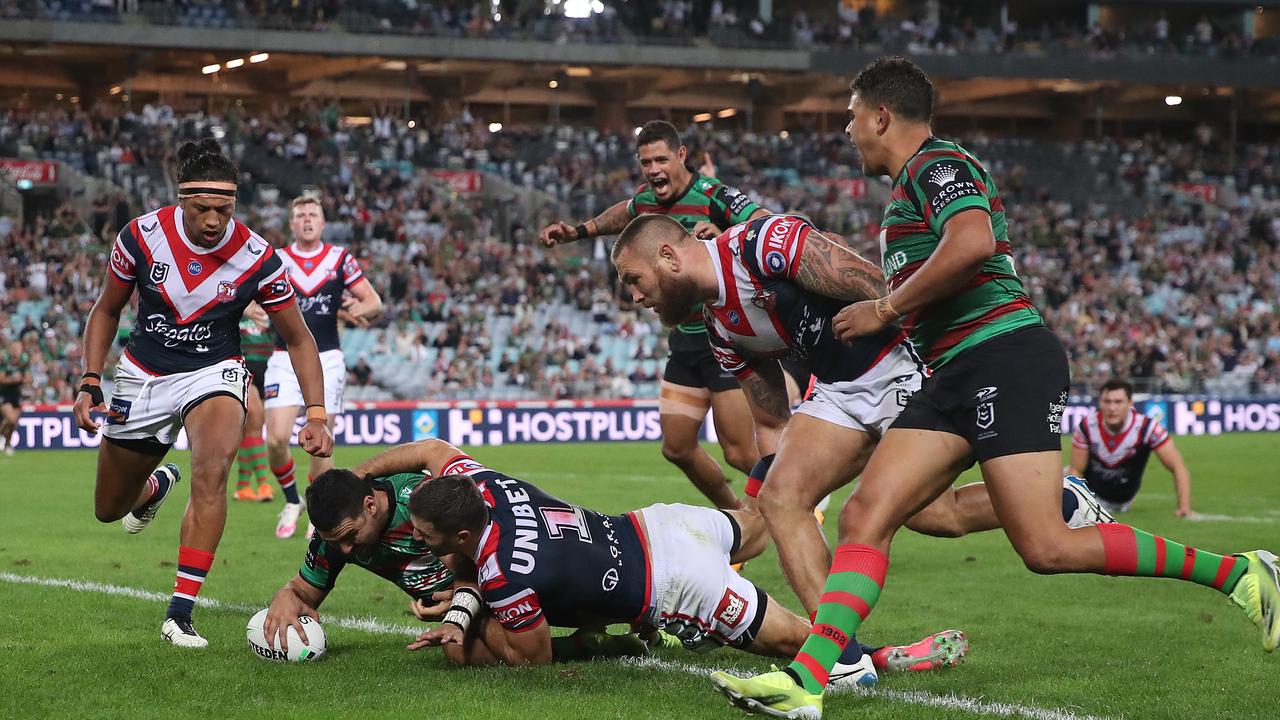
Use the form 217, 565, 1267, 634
273, 243, 365, 353
439, 454, 649, 633
108, 206, 294, 375
1072, 408, 1170, 504
703, 214, 906, 384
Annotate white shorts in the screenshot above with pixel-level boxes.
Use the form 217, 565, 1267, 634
263, 349, 345, 415
103, 354, 249, 448
636, 503, 765, 651
795, 342, 926, 437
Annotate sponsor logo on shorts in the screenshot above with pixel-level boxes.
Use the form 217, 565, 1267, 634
107, 398, 131, 425
1047, 389, 1068, 433
264, 383, 279, 400
975, 386, 998, 436
601, 567, 619, 592
714, 588, 748, 629
222, 368, 241, 384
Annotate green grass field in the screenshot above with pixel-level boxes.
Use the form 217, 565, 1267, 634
2, 435, 1277, 720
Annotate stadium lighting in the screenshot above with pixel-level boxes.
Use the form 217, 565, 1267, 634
488, 122, 503, 133
202, 64, 221, 75
716, 108, 737, 118
55, 93, 63, 100
779, 130, 790, 139
408, 120, 416, 129
70, 96, 79, 104
249, 53, 269, 64
109, 85, 122, 95
566, 66, 592, 77
633, 126, 642, 136
1165, 95, 1183, 106
225, 58, 245, 69
692, 112, 712, 123
493, 12, 501, 21
548, 80, 559, 89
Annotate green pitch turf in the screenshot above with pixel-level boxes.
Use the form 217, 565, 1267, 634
1, 435, 1276, 720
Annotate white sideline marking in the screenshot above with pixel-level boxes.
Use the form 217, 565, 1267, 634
623, 657, 1115, 720
1186, 513, 1278, 524
0, 571, 420, 637
2, 572, 1114, 720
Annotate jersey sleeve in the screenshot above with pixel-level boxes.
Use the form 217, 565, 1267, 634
299, 537, 346, 591
1145, 419, 1171, 450
481, 581, 546, 633
1071, 421, 1090, 450
912, 154, 991, 236
340, 250, 365, 288
625, 185, 647, 219
108, 226, 139, 288
712, 183, 764, 226
739, 215, 813, 281
254, 254, 296, 313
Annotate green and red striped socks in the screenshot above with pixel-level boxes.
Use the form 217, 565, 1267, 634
236, 436, 271, 490
1097, 523, 1246, 593
786, 544, 887, 694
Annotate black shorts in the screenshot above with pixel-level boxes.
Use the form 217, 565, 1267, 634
892, 326, 1069, 462
245, 359, 268, 396
0, 384, 20, 407
663, 329, 738, 393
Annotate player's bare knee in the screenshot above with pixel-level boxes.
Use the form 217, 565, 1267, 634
721, 445, 757, 475
1015, 539, 1071, 574
660, 440, 696, 466
95, 504, 126, 523
905, 505, 966, 539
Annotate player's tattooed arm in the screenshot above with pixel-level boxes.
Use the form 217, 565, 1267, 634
586, 199, 634, 238
794, 229, 886, 303
738, 359, 791, 456
353, 439, 468, 479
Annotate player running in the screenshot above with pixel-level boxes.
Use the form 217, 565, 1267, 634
1068, 378, 1194, 516
709, 56, 1280, 719
539, 120, 777, 512
234, 307, 275, 501
73, 139, 334, 648
267, 195, 382, 540
611, 212, 1111, 621
398, 438, 965, 683
0, 339, 27, 456
261, 443, 650, 663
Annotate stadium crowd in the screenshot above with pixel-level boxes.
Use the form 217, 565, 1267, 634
4, 0, 1276, 60
2, 103, 1278, 404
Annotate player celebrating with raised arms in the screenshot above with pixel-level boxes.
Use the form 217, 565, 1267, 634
266, 195, 382, 540
74, 139, 334, 648
710, 56, 1280, 719
539, 121, 778, 513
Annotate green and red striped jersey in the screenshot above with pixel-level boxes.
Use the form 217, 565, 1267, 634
298, 473, 454, 601
879, 137, 1042, 368
628, 173, 763, 335
239, 316, 272, 363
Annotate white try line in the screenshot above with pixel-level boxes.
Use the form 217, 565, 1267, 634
1186, 513, 1279, 524
0, 572, 1115, 720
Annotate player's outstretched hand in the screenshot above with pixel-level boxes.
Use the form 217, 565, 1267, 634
264, 587, 319, 655
539, 221, 575, 248
407, 623, 464, 651
299, 419, 334, 458
1176, 506, 1197, 518
410, 589, 454, 622
700, 151, 717, 178
833, 299, 887, 341
691, 221, 720, 240
73, 388, 104, 434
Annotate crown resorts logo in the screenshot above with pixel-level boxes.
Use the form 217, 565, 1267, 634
927, 163, 959, 187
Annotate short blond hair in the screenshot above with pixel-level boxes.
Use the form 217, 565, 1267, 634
290, 195, 322, 217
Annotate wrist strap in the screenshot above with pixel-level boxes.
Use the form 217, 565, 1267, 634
874, 296, 900, 323
305, 404, 327, 424
573, 222, 590, 240
81, 372, 102, 383
80, 382, 104, 406
442, 587, 483, 633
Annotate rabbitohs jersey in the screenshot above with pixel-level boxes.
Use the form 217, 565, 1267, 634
108, 206, 295, 375
299, 472, 455, 600
272, 243, 365, 353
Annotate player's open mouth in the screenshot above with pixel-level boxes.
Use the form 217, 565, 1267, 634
650, 178, 668, 190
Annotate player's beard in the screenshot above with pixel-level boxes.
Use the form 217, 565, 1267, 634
653, 272, 701, 327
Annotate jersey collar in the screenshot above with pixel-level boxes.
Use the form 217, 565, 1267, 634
173, 206, 235, 255
655, 171, 698, 208
288, 241, 327, 259
894, 135, 939, 183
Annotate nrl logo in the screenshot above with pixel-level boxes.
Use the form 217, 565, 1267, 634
927, 163, 959, 187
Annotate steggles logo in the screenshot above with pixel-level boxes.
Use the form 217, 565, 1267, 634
928, 163, 959, 187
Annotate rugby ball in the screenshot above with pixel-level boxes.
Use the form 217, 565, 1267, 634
246, 608, 327, 662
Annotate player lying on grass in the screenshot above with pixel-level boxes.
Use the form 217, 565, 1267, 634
392, 438, 965, 683
261, 447, 650, 662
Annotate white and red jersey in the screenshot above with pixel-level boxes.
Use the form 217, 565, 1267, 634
109, 206, 294, 375
702, 214, 907, 384
1073, 407, 1170, 503
273, 242, 365, 353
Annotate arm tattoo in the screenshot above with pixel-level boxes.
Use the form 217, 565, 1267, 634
590, 200, 634, 237
739, 361, 791, 423
795, 230, 887, 302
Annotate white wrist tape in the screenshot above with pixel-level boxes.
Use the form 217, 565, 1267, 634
441, 587, 482, 632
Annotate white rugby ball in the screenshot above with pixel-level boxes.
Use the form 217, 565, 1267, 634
246, 608, 327, 662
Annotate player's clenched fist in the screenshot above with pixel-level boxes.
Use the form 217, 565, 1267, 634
298, 418, 334, 458
539, 221, 577, 248
833, 300, 887, 341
